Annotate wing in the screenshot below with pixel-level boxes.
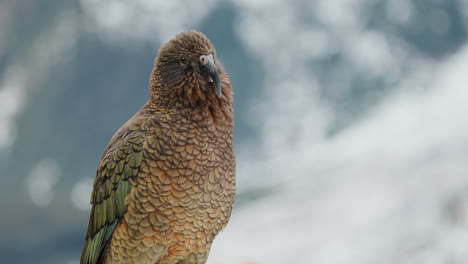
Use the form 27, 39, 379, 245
81, 120, 146, 264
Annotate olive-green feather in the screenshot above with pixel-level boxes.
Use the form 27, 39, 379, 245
80, 123, 146, 264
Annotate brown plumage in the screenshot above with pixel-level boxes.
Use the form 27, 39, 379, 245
80, 31, 235, 264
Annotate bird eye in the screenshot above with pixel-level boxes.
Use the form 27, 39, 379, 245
180, 56, 187, 65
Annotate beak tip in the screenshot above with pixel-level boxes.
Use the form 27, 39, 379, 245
215, 83, 222, 98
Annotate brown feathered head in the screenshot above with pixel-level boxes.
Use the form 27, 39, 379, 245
150, 31, 231, 107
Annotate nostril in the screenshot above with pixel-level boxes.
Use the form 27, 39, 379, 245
199, 55, 208, 65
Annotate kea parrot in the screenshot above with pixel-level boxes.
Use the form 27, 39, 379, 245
80, 31, 235, 264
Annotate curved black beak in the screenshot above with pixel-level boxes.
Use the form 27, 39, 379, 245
201, 55, 222, 98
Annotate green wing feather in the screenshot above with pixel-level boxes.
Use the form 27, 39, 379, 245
81, 120, 145, 264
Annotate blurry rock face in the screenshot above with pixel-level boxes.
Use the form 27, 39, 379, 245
1, 0, 468, 263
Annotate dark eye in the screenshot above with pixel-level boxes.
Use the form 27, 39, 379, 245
180, 56, 187, 65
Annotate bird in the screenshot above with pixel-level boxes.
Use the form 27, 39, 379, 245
80, 31, 236, 264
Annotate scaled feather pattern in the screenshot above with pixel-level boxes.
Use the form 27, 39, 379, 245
80, 31, 236, 264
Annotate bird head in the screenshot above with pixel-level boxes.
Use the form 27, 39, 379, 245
151, 31, 229, 107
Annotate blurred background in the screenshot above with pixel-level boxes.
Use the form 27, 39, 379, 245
1, 0, 468, 263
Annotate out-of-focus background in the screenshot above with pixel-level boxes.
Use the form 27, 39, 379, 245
1, 0, 468, 263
